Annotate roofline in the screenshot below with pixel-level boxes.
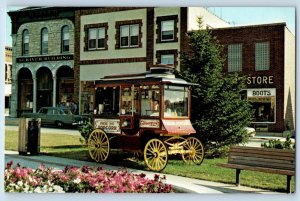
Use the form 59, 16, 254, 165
210, 22, 287, 31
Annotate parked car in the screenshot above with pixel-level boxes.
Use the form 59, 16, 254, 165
22, 107, 89, 128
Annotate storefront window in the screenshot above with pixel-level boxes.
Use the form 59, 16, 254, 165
164, 85, 188, 118
141, 85, 160, 117
247, 89, 276, 123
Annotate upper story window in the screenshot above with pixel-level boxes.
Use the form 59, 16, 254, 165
61, 26, 69, 53
41, 28, 48, 55
156, 49, 178, 67
156, 15, 178, 43
161, 20, 174, 41
161, 54, 174, 65
120, 24, 139, 47
22, 29, 29, 56
115, 19, 142, 49
84, 23, 108, 51
255, 42, 270, 71
228, 44, 243, 72
88, 27, 105, 49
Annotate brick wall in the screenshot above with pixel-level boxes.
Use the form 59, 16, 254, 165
211, 23, 286, 132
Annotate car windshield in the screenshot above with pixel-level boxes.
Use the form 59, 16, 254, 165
164, 85, 188, 118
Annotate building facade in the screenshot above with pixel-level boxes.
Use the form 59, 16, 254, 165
212, 23, 295, 133
8, 7, 76, 117
5, 46, 12, 116
75, 7, 229, 114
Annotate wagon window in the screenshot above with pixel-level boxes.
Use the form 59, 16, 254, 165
121, 87, 133, 115
164, 85, 188, 117
141, 85, 160, 117
95, 86, 120, 115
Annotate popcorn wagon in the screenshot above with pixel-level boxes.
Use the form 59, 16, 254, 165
88, 65, 204, 171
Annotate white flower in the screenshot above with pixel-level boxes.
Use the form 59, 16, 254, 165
17, 181, 23, 186
73, 178, 81, 184
34, 187, 42, 193
53, 185, 65, 193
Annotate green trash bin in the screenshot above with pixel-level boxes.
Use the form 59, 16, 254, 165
18, 118, 41, 155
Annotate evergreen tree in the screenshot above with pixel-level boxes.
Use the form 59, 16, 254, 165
177, 18, 254, 154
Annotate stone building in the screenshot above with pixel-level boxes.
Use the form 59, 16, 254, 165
8, 7, 76, 117
212, 23, 295, 133
5, 46, 12, 116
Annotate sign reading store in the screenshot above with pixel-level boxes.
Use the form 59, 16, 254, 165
16, 55, 73, 63
246, 75, 274, 85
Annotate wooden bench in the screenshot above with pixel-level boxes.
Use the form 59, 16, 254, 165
217, 146, 295, 193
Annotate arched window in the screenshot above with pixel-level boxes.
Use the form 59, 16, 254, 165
41, 28, 48, 54
22, 29, 29, 55
61, 26, 69, 52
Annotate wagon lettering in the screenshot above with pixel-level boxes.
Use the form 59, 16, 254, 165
140, 119, 160, 128
94, 119, 121, 134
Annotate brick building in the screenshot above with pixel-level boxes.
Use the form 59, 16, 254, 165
211, 23, 295, 133
8, 7, 76, 117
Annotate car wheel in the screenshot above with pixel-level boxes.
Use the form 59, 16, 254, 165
56, 121, 64, 128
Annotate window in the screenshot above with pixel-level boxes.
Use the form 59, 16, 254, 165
41, 28, 48, 55
62, 26, 69, 53
247, 88, 276, 123
88, 27, 106, 50
141, 85, 160, 117
161, 54, 174, 65
120, 24, 139, 48
164, 85, 188, 118
22, 29, 29, 55
115, 20, 142, 49
156, 49, 178, 67
84, 23, 108, 51
255, 42, 270, 71
156, 15, 178, 43
161, 20, 174, 41
228, 44, 242, 72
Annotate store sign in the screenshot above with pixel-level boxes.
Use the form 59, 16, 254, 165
94, 119, 121, 134
246, 76, 274, 85
140, 119, 160, 128
247, 88, 276, 97
16, 55, 73, 63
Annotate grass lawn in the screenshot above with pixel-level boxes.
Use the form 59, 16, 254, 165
5, 129, 295, 193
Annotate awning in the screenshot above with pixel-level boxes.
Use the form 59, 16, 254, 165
162, 119, 196, 135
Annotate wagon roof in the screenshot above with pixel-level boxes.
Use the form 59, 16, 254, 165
95, 65, 198, 87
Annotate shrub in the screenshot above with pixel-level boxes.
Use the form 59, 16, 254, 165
4, 161, 173, 193
78, 118, 94, 144
261, 135, 295, 150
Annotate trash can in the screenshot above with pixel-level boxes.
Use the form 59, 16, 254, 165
18, 118, 41, 155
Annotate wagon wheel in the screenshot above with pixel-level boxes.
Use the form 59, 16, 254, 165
182, 137, 204, 165
144, 139, 168, 171
88, 129, 110, 162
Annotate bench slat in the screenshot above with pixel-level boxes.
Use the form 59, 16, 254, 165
229, 151, 294, 161
229, 155, 295, 170
217, 163, 295, 176
230, 146, 295, 157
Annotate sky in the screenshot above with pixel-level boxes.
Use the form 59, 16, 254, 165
5, 6, 295, 46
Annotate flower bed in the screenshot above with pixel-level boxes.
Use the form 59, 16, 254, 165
4, 161, 173, 193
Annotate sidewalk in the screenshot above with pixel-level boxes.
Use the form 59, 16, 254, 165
4, 150, 278, 194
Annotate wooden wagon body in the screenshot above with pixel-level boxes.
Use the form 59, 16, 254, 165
88, 65, 204, 171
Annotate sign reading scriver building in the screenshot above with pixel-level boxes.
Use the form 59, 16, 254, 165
16, 55, 73, 63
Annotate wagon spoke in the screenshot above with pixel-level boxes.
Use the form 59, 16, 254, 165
182, 137, 204, 165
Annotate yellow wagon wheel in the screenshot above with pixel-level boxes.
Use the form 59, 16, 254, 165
144, 139, 168, 171
182, 137, 204, 165
88, 129, 110, 162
